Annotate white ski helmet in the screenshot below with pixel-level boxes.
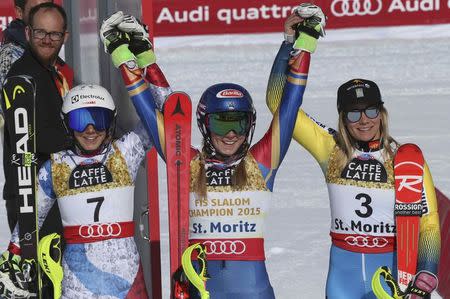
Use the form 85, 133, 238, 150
62, 84, 117, 154
62, 84, 117, 134
63, 84, 115, 114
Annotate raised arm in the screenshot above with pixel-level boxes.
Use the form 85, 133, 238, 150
265, 5, 336, 170
251, 4, 326, 190
100, 12, 169, 159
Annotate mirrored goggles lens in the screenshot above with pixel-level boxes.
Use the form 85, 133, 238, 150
346, 107, 380, 123
68, 107, 113, 132
207, 111, 250, 136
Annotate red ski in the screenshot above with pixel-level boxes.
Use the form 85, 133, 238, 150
147, 148, 162, 299
394, 143, 425, 290
163, 92, 192, 298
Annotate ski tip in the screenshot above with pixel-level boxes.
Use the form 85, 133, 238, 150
398, 143, 422, 154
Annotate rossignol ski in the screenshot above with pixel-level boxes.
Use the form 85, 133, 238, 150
372, 143, 425, 298
394, 143, 424, 289
163, 92, 192, 298
3, 75, 41, 298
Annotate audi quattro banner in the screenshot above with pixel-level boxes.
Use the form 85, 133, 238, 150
146, 0, 450, 36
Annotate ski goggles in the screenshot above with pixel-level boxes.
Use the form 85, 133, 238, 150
345, 106, 380, 123
67, 107, 114, 132
206, 111, 250, 136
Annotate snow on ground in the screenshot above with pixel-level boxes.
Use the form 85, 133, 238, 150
1, 24, 449, 298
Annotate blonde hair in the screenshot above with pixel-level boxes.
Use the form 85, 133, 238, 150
334, 106, 398, 170
192, 149, 249, 200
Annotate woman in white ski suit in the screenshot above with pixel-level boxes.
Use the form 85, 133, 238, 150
4, 48, 171, 298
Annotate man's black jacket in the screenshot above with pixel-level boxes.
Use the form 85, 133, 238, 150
2, 48, 71, 200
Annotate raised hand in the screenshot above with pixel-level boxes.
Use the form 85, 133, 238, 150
100, 11, 126, 53
118, 15, 155, 67
292, 3, 327, 53
294, 3, 326, 37
284, 13, 304, 43
100, 11, 135, 68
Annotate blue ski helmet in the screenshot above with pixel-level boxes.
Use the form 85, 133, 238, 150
196, 83, 256, 160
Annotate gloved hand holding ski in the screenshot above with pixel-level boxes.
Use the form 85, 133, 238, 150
372, 267, 438, 299
0, 251, 36, 299
405, 270, 438, 299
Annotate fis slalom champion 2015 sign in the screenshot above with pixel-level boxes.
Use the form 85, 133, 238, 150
146, 0, 450, 36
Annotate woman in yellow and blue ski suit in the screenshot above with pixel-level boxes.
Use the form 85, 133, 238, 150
266, 12, 441, 299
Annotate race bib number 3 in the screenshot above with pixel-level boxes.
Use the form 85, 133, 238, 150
328, 184, 395, 236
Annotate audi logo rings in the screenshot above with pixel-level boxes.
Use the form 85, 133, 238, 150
203, 240, 246, 255
331, 0, 383, 17
345, 235, 389, 248
79, 223, 122, 238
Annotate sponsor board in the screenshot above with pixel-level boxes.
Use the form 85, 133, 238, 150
146, 0, 450, 36
2, 1, 449, 38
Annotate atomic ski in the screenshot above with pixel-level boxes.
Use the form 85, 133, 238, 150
393, 143, 424, 290
3, 75, 41, 298
163, 92, 192, 298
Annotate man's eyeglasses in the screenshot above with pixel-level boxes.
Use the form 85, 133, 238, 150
31, 28, 65, 41
345, 107, 380, 123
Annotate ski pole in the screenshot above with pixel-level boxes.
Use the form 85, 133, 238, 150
372, 266, 404, 299
181, 243, 210, 299
38, 233, 63, 299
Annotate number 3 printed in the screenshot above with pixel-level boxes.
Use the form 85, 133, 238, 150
355, 193, 373, 218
